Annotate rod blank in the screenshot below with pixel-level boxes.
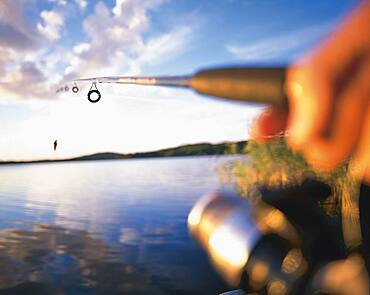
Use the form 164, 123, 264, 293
74, 67, 288, 107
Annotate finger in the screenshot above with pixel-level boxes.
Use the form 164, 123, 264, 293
352, 103, 370, 184
314, 1, 370, 76
251, 106, 287, 143
314, 255, 368, 295
303, 57, 370, 172
286, 61, 332, 149
286, 1, 370, 150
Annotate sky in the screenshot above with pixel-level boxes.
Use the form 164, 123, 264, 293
0, 0, 358, 161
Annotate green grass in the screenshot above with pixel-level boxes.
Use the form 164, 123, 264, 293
219, 137, 359, 218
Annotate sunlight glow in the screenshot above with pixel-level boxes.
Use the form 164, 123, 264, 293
0, 87, 260, 161
209, 226, 248, 267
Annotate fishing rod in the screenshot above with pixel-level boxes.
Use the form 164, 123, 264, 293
59, 67, 288, 106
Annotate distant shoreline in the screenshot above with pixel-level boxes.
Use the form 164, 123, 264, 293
0, 141, 247, 165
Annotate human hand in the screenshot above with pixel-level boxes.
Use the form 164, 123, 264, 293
253, 2, 370, 183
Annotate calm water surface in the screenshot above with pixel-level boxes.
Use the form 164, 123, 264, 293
0, 156, 238, 294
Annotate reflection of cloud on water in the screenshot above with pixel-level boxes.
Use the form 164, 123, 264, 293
19, 160, 205, 233
119, 228, 140, 245
0, 159, 230, 293
21, 163, 112, 233
119, 225, 177, 246
15, 159, 222, 241
0, 224, 219, 294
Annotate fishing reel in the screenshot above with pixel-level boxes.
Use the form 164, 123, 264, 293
188, 179, 367, 294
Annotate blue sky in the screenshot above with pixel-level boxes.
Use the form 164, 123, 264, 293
0, 0, 358, 160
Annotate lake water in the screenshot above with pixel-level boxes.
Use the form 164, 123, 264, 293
0, 156, 238, 294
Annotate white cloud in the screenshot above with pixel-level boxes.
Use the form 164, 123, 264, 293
37, 10, 65, 42
0, 1, 51, 99
112, 0, 164, 29
136, 26, 191, 66
0, 61, 52, 99
0, 0, 192, 100
73, 43, 90, 55
63, 0, 191, 79
48, 0, 67, 6
0, 0, 39, 50
75, 0, 88, 9
227, 24, 331, 62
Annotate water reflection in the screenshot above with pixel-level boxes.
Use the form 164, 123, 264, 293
0, 157, 235, 294
0, 224, 196, 294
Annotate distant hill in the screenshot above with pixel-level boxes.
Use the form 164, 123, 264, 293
0, 141, 248, 165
